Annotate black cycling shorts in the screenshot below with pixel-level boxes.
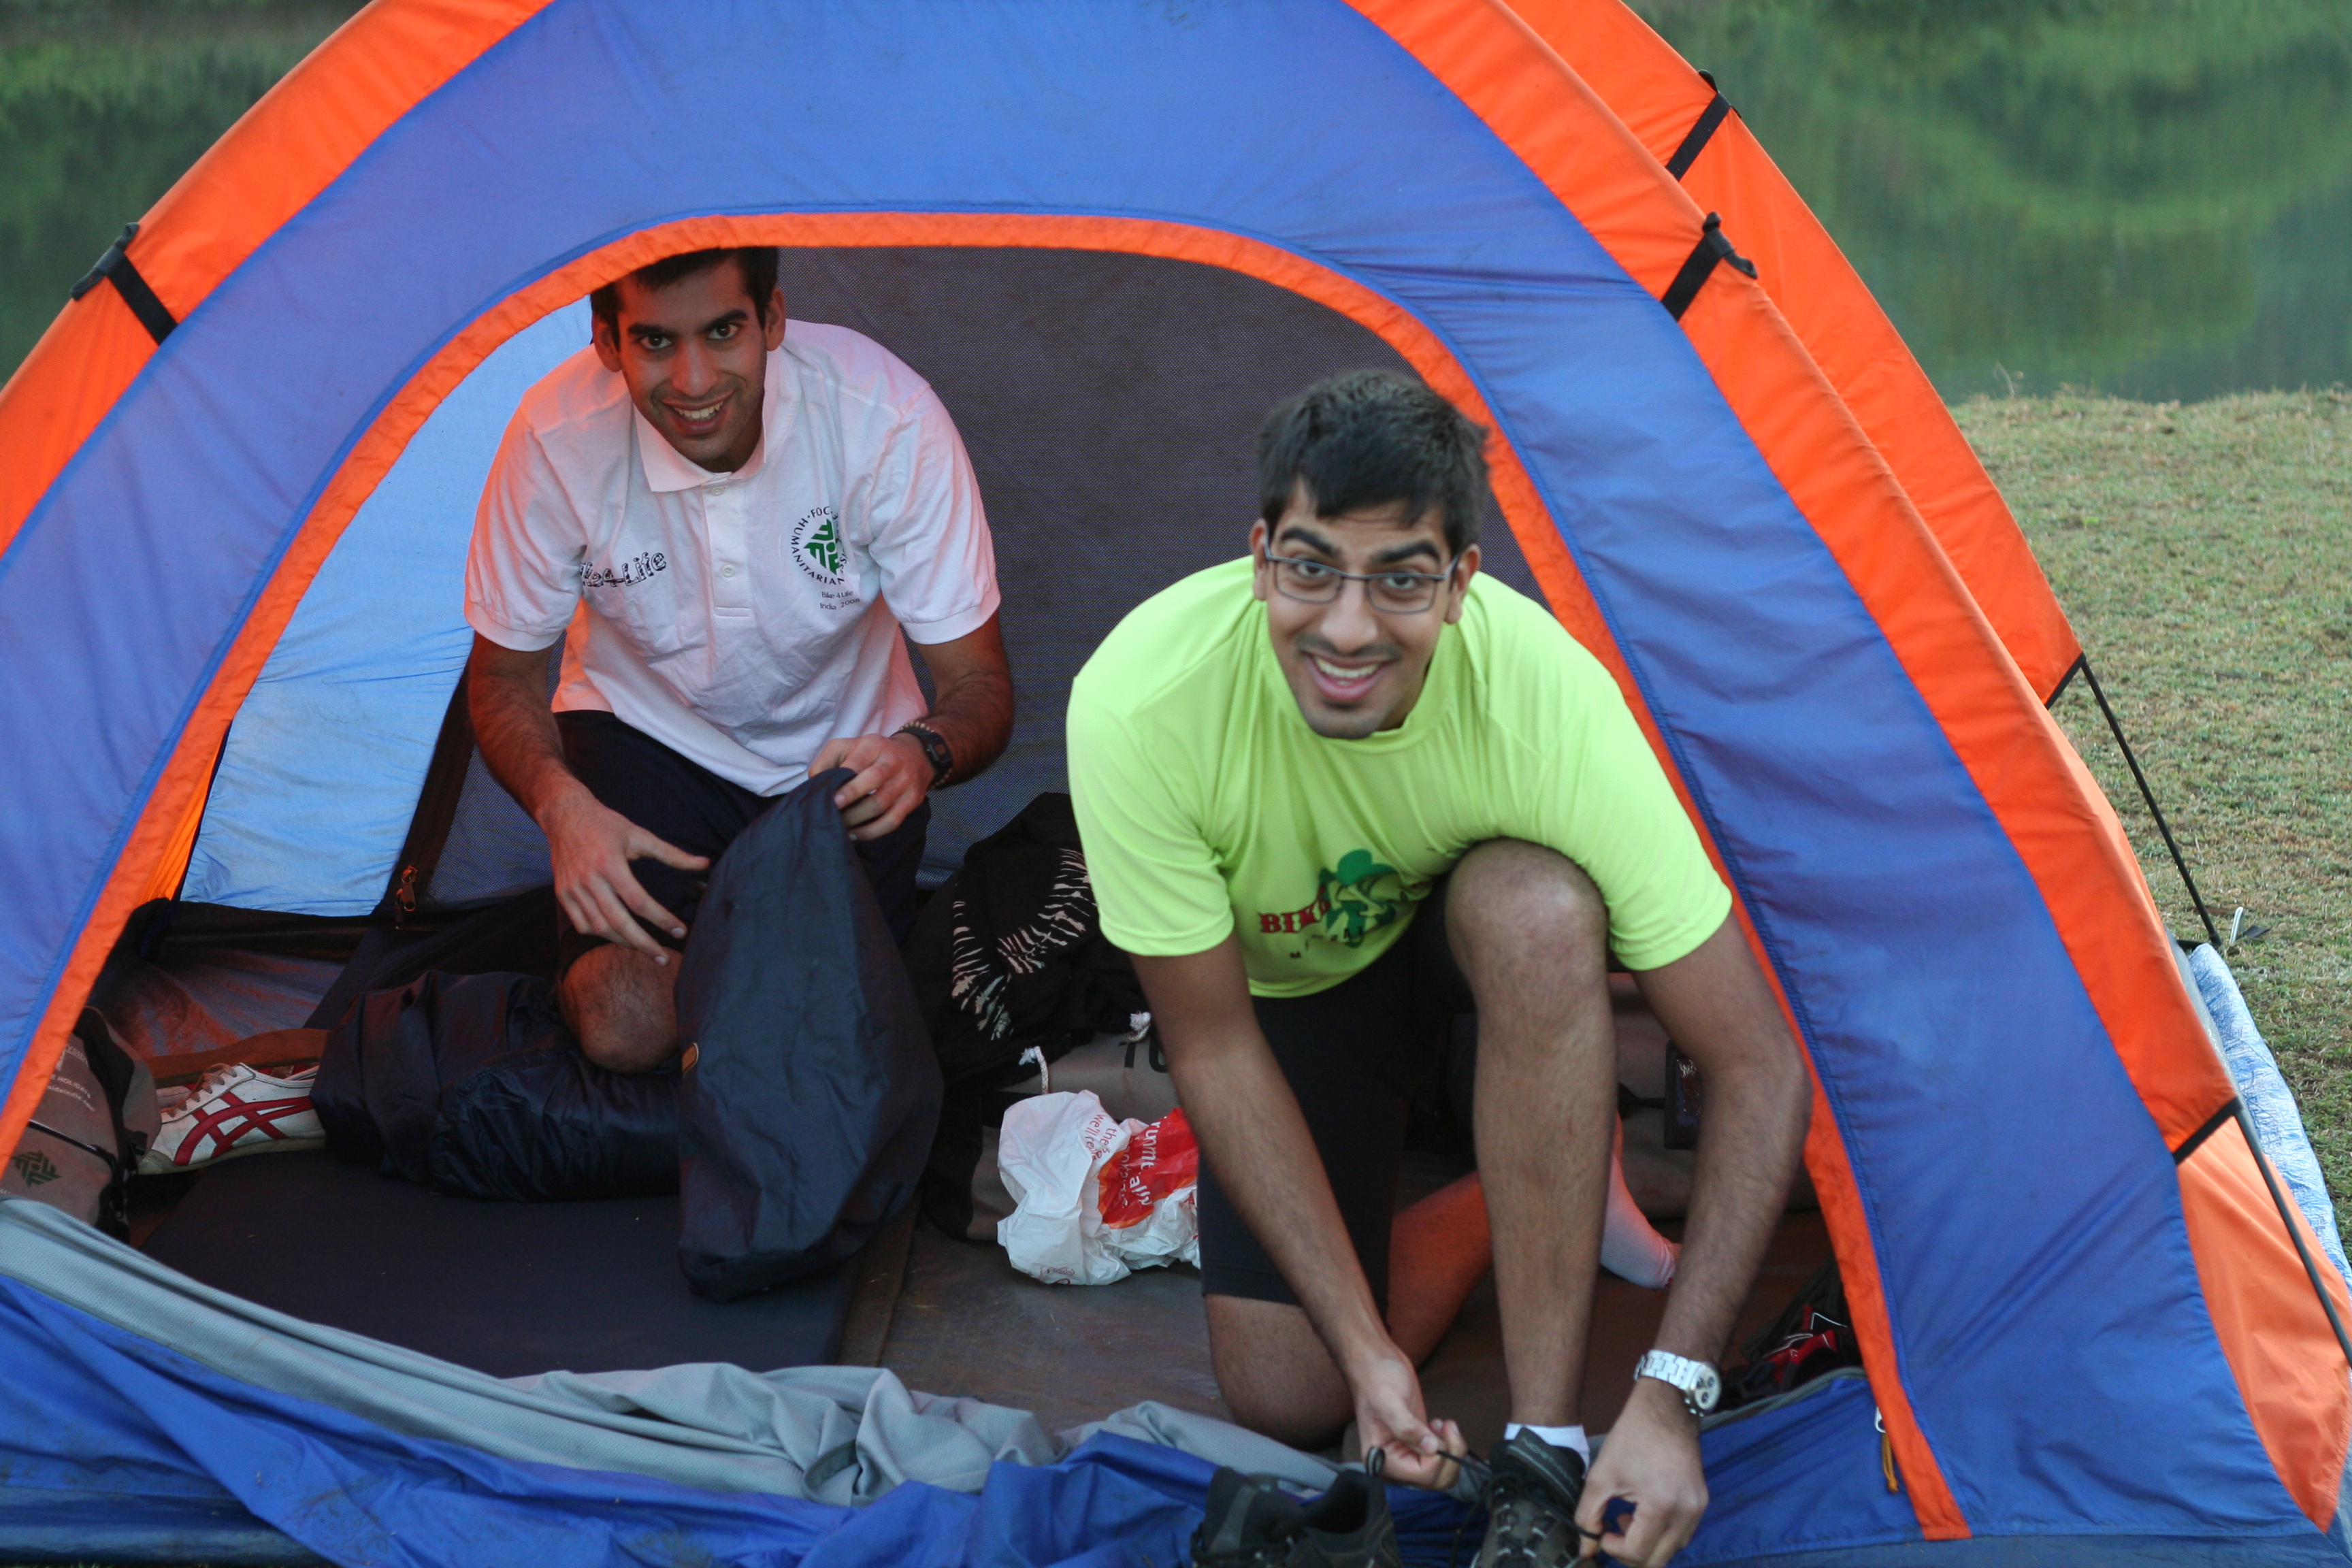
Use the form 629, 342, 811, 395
553, 710, 928, 973
1194, 875, 1472, 1312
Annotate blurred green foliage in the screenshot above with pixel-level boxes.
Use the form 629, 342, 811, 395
0, 1, 360, 381
3, 1, 2348, 403
1639, 0, 2352, 399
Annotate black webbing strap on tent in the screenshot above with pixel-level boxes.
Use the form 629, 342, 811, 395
1665, 85, 1733, 180
68, 222, 177, 345
2171, 1098, 2238, 1164
1660, 212, 1757, 321
2236, 1103, 2352, 1370
376, 672, 478, 925
2174, 1098, 2352, 1370
2060, 653, 2223, 949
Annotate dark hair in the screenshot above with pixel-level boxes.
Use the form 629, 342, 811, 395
1256, 370, 1488, 555
589, 246, 781, 336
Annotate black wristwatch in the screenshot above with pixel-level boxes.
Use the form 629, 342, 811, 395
896, 721, 955, 787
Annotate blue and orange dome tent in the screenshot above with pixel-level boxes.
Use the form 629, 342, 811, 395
1, 1, 2346, 1562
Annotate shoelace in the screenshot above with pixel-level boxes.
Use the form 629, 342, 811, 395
178, 1062, 315, 1107
1441, 1448, 1490, 1568
1479, 1469, 1560, 1566
1444, 1454, 1597, 1568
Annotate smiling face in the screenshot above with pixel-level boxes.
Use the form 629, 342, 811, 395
1252, 483, 1479, 740
591, 257, 786, 473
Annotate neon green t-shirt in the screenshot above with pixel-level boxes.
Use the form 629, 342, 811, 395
1066, 558, 1731, 998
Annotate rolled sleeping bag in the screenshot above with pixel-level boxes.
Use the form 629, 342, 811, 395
314, 969, 679, 1202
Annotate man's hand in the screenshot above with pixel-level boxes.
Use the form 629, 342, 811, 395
1575, 1380, 1708, 1565
1350, 1349, 1466, 1489
466, 634, 710, 962
810, 732, 931, 840
540, 783, 708, 962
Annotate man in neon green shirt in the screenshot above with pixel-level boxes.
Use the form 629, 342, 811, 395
1067, 372, 1810, 1567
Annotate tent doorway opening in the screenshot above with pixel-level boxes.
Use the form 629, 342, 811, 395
91, 241, 1831, 1446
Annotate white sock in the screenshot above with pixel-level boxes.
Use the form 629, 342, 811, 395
1601, 1116, 1680, 1289
1504, 1422, 1590, 1463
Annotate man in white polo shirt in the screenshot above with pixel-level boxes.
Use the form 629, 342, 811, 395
463, 246, 1011, 1072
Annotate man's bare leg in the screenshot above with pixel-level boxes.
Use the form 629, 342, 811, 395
1205, 840, 1614, 1443
1207, 1175, 1496, 1446
557, 945, 679, 1073
1385, 1175, 1498, 1363
1446, 838, 1616, 1431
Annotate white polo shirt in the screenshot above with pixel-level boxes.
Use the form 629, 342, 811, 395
464, 321, 1000, 796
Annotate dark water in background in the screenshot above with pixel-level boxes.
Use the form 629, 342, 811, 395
1638, 0, 2352, 403
3, 0, 2347, 404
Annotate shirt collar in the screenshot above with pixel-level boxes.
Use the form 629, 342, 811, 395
630, 341, 792, 493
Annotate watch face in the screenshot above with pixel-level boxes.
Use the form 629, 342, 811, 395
1693, 1363, 1722, 1412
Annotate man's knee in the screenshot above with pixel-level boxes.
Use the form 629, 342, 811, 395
557, 945, 679, 1073
1445, 838, 1608, 971
1205, 1294, 1354, 1448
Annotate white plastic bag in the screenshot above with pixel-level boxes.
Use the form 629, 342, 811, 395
996, 1090, 1198, 1286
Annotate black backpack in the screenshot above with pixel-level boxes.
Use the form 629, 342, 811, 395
903, 792, 1146, 1089
902, 792, 1150, 1240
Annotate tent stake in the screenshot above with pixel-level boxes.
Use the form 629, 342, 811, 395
2077, 655, 2222, 949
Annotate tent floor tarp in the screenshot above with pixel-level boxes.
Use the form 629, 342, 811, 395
141, 1152, 862, 1376
128, 1130, 1835, 1449
873, 1147, 1836, 1450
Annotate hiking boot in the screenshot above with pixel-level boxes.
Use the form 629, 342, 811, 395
141, 1062, 323, 1173
1472, 1431, 1590, 1567
1192, 1450, 1403, 1567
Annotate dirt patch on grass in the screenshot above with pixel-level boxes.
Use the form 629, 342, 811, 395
1955, 389, 2352, 1193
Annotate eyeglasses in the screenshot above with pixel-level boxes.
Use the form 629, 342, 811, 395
1264, 552, 1458, 615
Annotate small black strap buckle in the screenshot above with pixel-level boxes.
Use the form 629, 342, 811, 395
1659, 212, 1758, 321
70, 220, 178, 345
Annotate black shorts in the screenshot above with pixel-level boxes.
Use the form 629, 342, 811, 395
1195, 876, 1473, 1312
553, 710, 929, 973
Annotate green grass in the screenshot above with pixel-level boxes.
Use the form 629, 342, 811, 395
1953, 389, 2352, 1194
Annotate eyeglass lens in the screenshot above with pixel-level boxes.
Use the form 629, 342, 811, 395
1273, 557, 1443, 613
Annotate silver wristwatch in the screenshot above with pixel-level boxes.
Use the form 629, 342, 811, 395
1634, 1350, 1722, 1418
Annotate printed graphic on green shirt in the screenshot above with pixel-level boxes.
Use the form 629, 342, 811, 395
1256, 849, 1426, 949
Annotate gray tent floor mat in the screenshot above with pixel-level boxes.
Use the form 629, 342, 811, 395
873, 1154, 1835, 1454
140, 1151, 858, 1377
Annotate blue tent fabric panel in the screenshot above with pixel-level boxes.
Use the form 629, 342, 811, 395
1686, 1374, 2345, 1565
179, 304, 589, 917
0, 0, 2310, 1539
0, 1270, 1215, 1567
1682, 1374, 1921, 1563
1699, 1535, 2347, 1567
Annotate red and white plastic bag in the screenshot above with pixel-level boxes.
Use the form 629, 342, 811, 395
996, 1090, 1199, 1285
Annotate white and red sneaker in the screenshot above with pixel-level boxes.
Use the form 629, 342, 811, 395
141, 1063, 323, 1173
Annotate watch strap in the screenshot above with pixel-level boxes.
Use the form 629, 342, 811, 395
1634, 1349, 1721, 1417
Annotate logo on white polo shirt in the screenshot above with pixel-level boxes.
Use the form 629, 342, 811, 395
583, 551, 668, 589
793, 504, 857, 610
